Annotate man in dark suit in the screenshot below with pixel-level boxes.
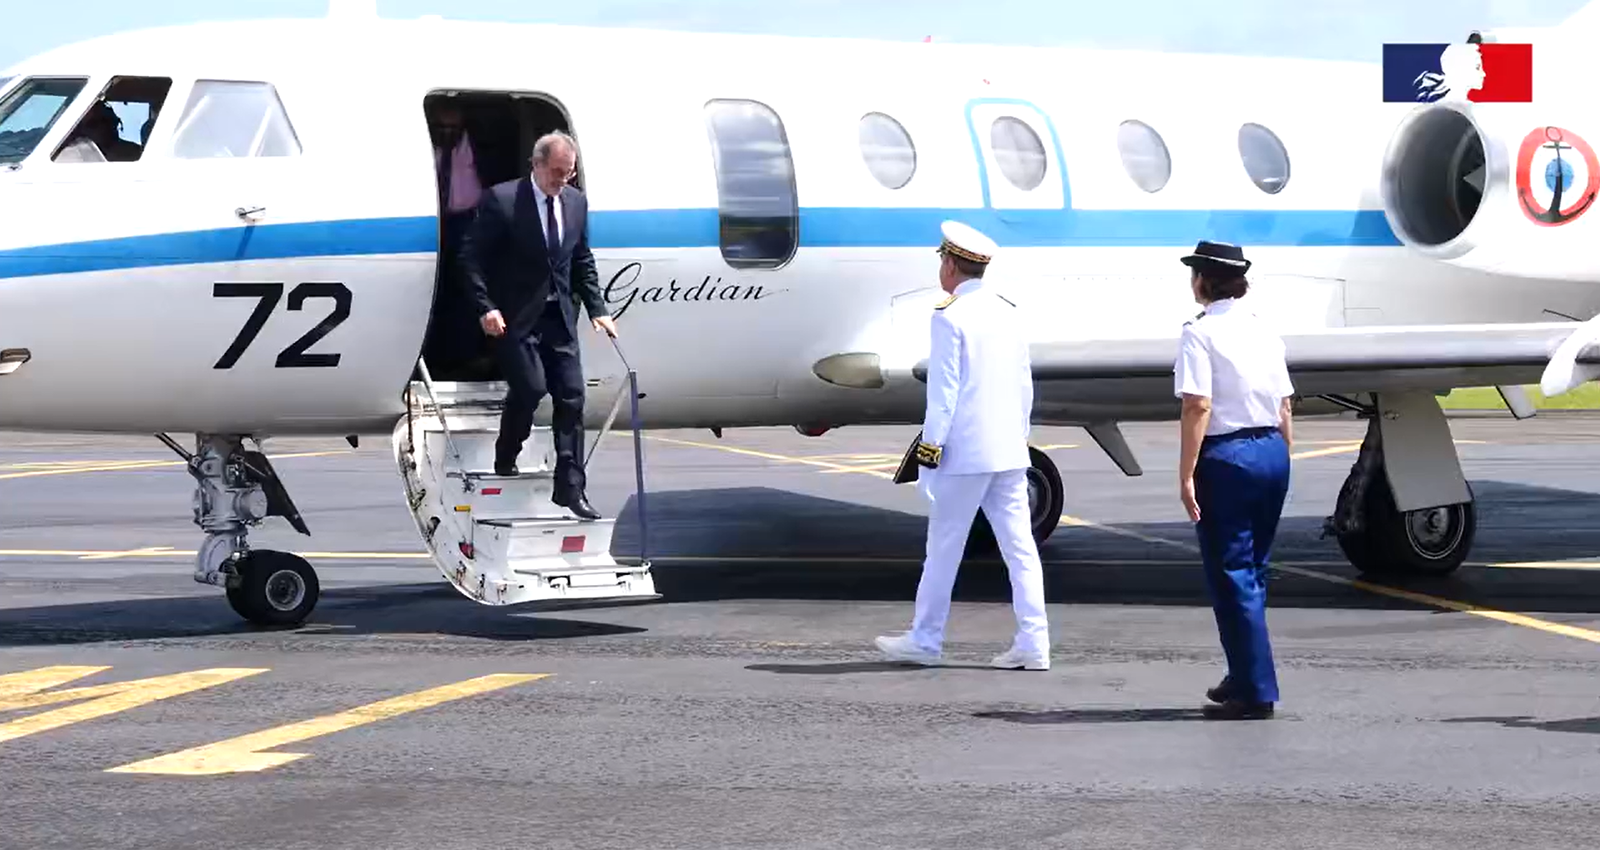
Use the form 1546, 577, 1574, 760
458, 130, 617, 521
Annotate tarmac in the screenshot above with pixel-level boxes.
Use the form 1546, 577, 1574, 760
2, 415, 1600, 849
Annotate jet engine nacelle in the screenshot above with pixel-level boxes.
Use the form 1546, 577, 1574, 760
1380, 97, 1600, 282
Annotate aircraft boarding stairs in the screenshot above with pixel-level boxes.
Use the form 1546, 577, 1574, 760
391, 343, 656, 608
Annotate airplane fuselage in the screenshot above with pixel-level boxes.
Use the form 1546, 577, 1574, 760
2, 17, 1598, 439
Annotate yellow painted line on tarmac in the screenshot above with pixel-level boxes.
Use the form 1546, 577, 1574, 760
0, 548, 434, 561
1060, 516, 1600, 645
0, 666, 267, 745
0, 450, 351, 481
647, 435, 895, 479
1059, 515, 1196, 550
78, 546, 176, 561
1484, 561, 1600, 571
107, 673, 548, 776
1274, 563, 1600, 645
1291, 443, 1362, 460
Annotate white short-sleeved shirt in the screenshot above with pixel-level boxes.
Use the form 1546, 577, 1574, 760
1173, 298, 1294, 436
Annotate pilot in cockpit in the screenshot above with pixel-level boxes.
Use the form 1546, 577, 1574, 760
54, 101, 142, 164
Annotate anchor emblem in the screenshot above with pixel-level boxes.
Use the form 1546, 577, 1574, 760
1516, 126, 1600, 227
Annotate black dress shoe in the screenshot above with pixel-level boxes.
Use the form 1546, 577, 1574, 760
1202, 699, 1274, 720
554, 493, 601, 520
493, 463, 519, 477
1206, 678, 1233, 704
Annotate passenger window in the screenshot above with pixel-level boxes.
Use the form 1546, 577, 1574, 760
859, 112, 916, 189
52, 76, 173, 164
0, 77, 88, 165
1238, 122, 1290, 194
990, 116, 1047, 191
703, 99, 798, 270
170, 80, 301, 159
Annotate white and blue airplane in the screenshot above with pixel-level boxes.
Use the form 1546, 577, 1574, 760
4, 2, 1600, 626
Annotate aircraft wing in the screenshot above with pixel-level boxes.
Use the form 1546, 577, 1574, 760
911, 317, 1600, 400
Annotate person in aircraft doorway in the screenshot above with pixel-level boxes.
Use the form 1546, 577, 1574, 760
458, 130, 618, 521
427, 101, 490, 374
1173, 239, 1295, 720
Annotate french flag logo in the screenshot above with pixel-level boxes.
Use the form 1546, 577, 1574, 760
1382, 33, 1532, 103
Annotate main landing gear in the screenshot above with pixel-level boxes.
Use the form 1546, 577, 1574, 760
157, 433, 320, 626
1318, 392, 1477, 577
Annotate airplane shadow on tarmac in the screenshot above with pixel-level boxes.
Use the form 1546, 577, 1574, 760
607, 479, 1600, 616
5, 478, 1600, 648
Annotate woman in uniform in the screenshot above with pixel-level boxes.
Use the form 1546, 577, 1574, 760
1172, 240, 1295, 720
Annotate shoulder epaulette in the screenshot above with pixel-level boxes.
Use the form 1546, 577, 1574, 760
934, 293, 958, 310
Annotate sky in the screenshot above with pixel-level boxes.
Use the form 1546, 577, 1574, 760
0, 0, 1593, 70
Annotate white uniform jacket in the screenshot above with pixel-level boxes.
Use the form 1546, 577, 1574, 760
915, 278, 1034, 475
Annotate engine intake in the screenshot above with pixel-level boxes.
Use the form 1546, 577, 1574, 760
1381, 102, 1493, 252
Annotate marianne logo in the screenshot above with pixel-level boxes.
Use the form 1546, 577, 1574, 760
1382, 32, 1532, 103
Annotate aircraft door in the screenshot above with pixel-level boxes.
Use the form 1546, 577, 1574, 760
963, 99, 1068, 221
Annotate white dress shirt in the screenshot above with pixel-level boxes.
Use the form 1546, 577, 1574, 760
1173, 297, 1294, 436
920, 278, 1034, 474
530, 179, 564, 247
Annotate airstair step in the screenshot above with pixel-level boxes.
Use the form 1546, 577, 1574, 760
476, 514, 607, 527
449, 468, 554, 481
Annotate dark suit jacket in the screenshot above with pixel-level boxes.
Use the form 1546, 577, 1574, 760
457, 177, 609, 339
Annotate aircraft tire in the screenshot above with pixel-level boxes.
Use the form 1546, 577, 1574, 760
1336, 476, 1474, 578
964, 446, 1065, 556
227, 549, 320, 627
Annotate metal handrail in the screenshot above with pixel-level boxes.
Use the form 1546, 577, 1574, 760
587, 333, 649, 567
413, 357, 466, 471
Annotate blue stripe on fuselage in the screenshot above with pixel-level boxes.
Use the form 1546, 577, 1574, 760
0, 206, 1400, 279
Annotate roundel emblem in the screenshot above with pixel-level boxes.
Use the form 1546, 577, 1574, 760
1516, 126, 1600, 227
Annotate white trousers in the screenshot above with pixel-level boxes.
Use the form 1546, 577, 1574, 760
910, 467, 1050, 656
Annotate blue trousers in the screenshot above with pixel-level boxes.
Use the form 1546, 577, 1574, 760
1193, 426, 1290, 704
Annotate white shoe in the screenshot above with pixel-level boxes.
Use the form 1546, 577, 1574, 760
990, 646, 1050, 671
875, 633, 941, 665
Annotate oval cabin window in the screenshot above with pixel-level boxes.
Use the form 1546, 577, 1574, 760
1238, 122, 1290, 194
1116, 120, 1171, 193
990, 116, 1047, 191
858, 112, 916, 189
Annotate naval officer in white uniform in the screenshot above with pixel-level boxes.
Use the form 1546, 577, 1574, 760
875, 221, 1051, 671
1174, 239, 1294, 720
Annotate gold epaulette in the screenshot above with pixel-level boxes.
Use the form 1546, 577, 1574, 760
934, 293, 957, 310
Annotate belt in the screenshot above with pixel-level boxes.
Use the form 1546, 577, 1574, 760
1203, 425, 1279, 443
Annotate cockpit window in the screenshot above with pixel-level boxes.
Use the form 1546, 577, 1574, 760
169, 80, 301, 159
53, 76, 172, 164
0, 77, 88, 165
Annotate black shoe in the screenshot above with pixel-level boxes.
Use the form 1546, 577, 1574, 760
1206, 678, 1233, 704
1202, 699, 1274, 720
554, 492, 601, 520
493, 463, 519, 477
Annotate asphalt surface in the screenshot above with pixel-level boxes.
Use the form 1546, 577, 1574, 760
3, 416, 1600, 849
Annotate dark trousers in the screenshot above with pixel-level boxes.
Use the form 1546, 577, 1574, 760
1193, 426, 1290, 704
494, 306, 586, 497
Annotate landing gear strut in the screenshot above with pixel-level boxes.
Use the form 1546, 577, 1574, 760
159, 433, 319, 626
1320, 406, 1476, 577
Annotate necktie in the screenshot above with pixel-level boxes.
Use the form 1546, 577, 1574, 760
545, 195, 560, 255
